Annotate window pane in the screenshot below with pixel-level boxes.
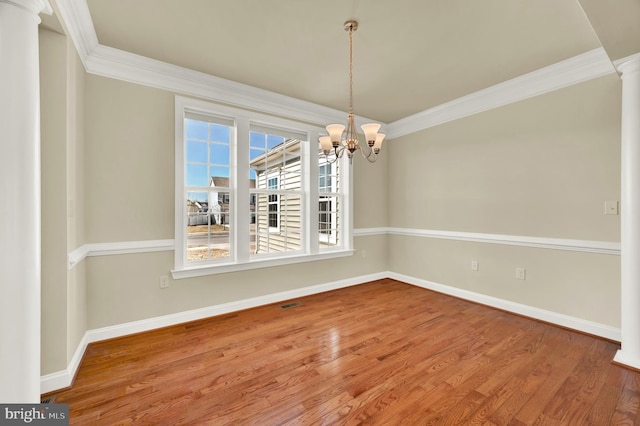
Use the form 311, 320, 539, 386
210, 166, 229, 181
249, 148, 264, 161
319, 195, 339, 247
209, 143, 230, 165
250, 133, 304, 257
267, 134, 285, 149
186, 140, 207, 163
186, 191, 230, 262
186, 164, 208, 186
184, 113, 233, 265
185, 119, 208, 140
319, 151, 340, 249
210, 124, 230, 143
250, 132, 265, 148
254, 194, 302, 255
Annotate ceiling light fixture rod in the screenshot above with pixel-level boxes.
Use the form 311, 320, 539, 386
319, 20, 385, 165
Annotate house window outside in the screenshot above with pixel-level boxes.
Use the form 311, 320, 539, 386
175, 96, 351, 276
267, 177, 279, 230
319, 154, 340, 247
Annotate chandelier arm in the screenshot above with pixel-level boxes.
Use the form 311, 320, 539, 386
323, 154, 340, 164
356, 144, 379, 163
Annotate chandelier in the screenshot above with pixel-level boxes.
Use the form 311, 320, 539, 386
319, 20, 385, 164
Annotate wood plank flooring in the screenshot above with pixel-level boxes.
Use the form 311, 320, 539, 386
45, 279, 640, 425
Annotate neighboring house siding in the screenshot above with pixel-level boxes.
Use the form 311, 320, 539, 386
254, 158, 302, 254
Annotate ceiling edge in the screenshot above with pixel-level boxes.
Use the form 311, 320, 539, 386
51, 0, 97, 65
386, 48, 616, 139
85, 44, 364, 128
614, 52, 640, 72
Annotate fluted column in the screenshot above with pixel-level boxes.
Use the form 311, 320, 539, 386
0, 0, 51, 402
614, 56, 640, 369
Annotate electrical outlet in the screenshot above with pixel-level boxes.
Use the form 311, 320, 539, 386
361, 249, 367, 259
159, 275, 169, 289
515, 267, 526, 280
471, 260, 479, 271
604, 201, 619, 215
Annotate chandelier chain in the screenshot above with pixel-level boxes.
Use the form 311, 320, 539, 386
349, 26, 354, 115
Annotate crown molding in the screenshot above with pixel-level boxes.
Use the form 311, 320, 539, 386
52, 0, 97, 63
85, 44, 373, 128
386, 48, 617, 139
53, 0, 376, 128
54, 0, 618, 140
614, 52, 640, 75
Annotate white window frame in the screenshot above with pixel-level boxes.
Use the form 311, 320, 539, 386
173, 96, 353, 279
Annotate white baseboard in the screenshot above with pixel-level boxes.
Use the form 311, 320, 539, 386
614, 349, 640, 370
40, 272, 386, 393
41, 270, 621, 393
389, 272, 621, 342
40, 332, 89, 395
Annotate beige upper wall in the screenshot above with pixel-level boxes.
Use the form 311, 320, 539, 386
40, 28, 69, 374
39, 27, 90, 375
353, 149, 388, 229
84, 74, 389, 243
68, 35, 86, 250
388, 74, 622, 242
84, 75, 175, 242
66, 38, 88, 371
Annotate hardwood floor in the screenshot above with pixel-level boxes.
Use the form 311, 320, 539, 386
46, 279, 640, 425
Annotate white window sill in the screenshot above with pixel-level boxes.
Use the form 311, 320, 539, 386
171, 249, 354, 279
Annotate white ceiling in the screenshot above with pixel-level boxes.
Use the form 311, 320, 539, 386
43, 1, 639, 125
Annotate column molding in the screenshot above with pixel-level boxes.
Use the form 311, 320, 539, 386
0, 0, 51, 402
0, 0, 51, 15
614, 55, 640, 369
